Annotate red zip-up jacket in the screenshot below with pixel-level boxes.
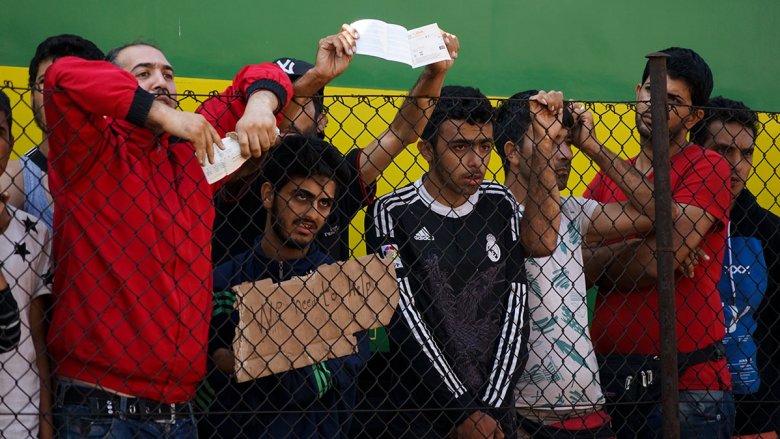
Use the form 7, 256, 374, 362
44, 56, 292, 403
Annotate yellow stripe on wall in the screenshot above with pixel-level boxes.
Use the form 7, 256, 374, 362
2, 65, 778, 226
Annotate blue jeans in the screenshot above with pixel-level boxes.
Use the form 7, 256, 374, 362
610, 390, 735, 439
54, 386, 197, 439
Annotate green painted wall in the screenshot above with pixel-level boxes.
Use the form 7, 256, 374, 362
1, 0, 778, 109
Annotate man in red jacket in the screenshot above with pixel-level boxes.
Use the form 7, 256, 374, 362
44, 43, 292, 438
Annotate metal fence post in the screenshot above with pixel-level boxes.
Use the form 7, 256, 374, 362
646, 52, 680, 439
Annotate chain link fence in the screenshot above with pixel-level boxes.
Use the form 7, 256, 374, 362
0, 80, 778, 439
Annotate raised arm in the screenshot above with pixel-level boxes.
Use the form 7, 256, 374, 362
283, 24, 359, 113
521, 91, 562, 257
359, 30, 459, 185
570, 104, 667, 242
44, 57, 223, 169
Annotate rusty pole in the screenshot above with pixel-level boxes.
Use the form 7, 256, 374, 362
646, 52, 679, 439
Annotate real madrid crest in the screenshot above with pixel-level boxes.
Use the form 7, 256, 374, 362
485, 234, 500, 262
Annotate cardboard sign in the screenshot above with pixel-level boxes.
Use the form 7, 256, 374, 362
232, 253, 399, 382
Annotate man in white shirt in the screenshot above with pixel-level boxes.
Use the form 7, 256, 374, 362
495, 91, 660, 438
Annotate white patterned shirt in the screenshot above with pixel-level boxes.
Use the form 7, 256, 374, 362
514, 196, 605, 411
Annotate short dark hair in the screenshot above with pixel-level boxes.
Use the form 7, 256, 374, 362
640, 47, 713, 107
262, 135, 348, 193
105, 41, 164, 65
29, 34, 103, 87
494, 90, 574, 169
0, 90, 12, 131
421, 85, 494, 145
691, 96, 759, 146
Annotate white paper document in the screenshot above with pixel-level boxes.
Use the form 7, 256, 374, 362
351, 19, 451, 68
201, 135, 247, 184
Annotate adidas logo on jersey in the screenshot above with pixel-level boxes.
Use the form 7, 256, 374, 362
414, 227, 434, 241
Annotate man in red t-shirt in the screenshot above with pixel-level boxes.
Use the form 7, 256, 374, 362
584, 47, 734, 439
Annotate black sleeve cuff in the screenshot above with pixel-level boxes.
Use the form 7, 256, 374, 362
126, 86, 155, 127
246, 79, 288, 115
450, 393, 480, 429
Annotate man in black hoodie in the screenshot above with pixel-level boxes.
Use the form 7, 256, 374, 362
693, 96, 780, 438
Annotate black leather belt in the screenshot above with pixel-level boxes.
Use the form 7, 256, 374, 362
60, 384, 193, 422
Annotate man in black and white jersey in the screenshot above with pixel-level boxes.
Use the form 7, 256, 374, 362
363, 86, 562, 439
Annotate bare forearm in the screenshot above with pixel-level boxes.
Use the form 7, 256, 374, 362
584, 240, 635, 289
392, 68, 446, 141
360, 68, 446, 184
521, 138, 560, 257
602, 239, 661, 289
246, 90, 281, 117
585, 141, 656, 218
281, 69, 329, 124
144, 100, 176, 134
292, 68, 330, 99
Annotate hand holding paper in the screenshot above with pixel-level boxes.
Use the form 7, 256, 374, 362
201, 133, 248, 184
350, 19, 452, 68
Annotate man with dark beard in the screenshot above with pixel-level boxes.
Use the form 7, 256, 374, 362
206, 135, 368, 439
211, 25, 460, 266
584, 47, 734, 438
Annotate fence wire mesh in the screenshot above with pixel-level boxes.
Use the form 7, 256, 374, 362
0, 80, 778, 439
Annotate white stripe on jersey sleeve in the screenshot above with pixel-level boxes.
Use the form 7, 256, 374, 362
374, 187, 418, 238
398, 276, 468, 397
481, 187, 522, 242
482, 281, 527, 406
371, 189, 468, 398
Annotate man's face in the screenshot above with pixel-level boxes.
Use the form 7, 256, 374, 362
703, 120, 755, 197
114, 45, 177, 109
427, 119, 493, 197
30, 58, 54, 132
635, 76, 699, 143
0, 111, 13, 173
266, 175, 336, 250
516, 126, 572, 191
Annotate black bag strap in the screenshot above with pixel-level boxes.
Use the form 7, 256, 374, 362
598, 342, 725, 376
677, 342, 726, 376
